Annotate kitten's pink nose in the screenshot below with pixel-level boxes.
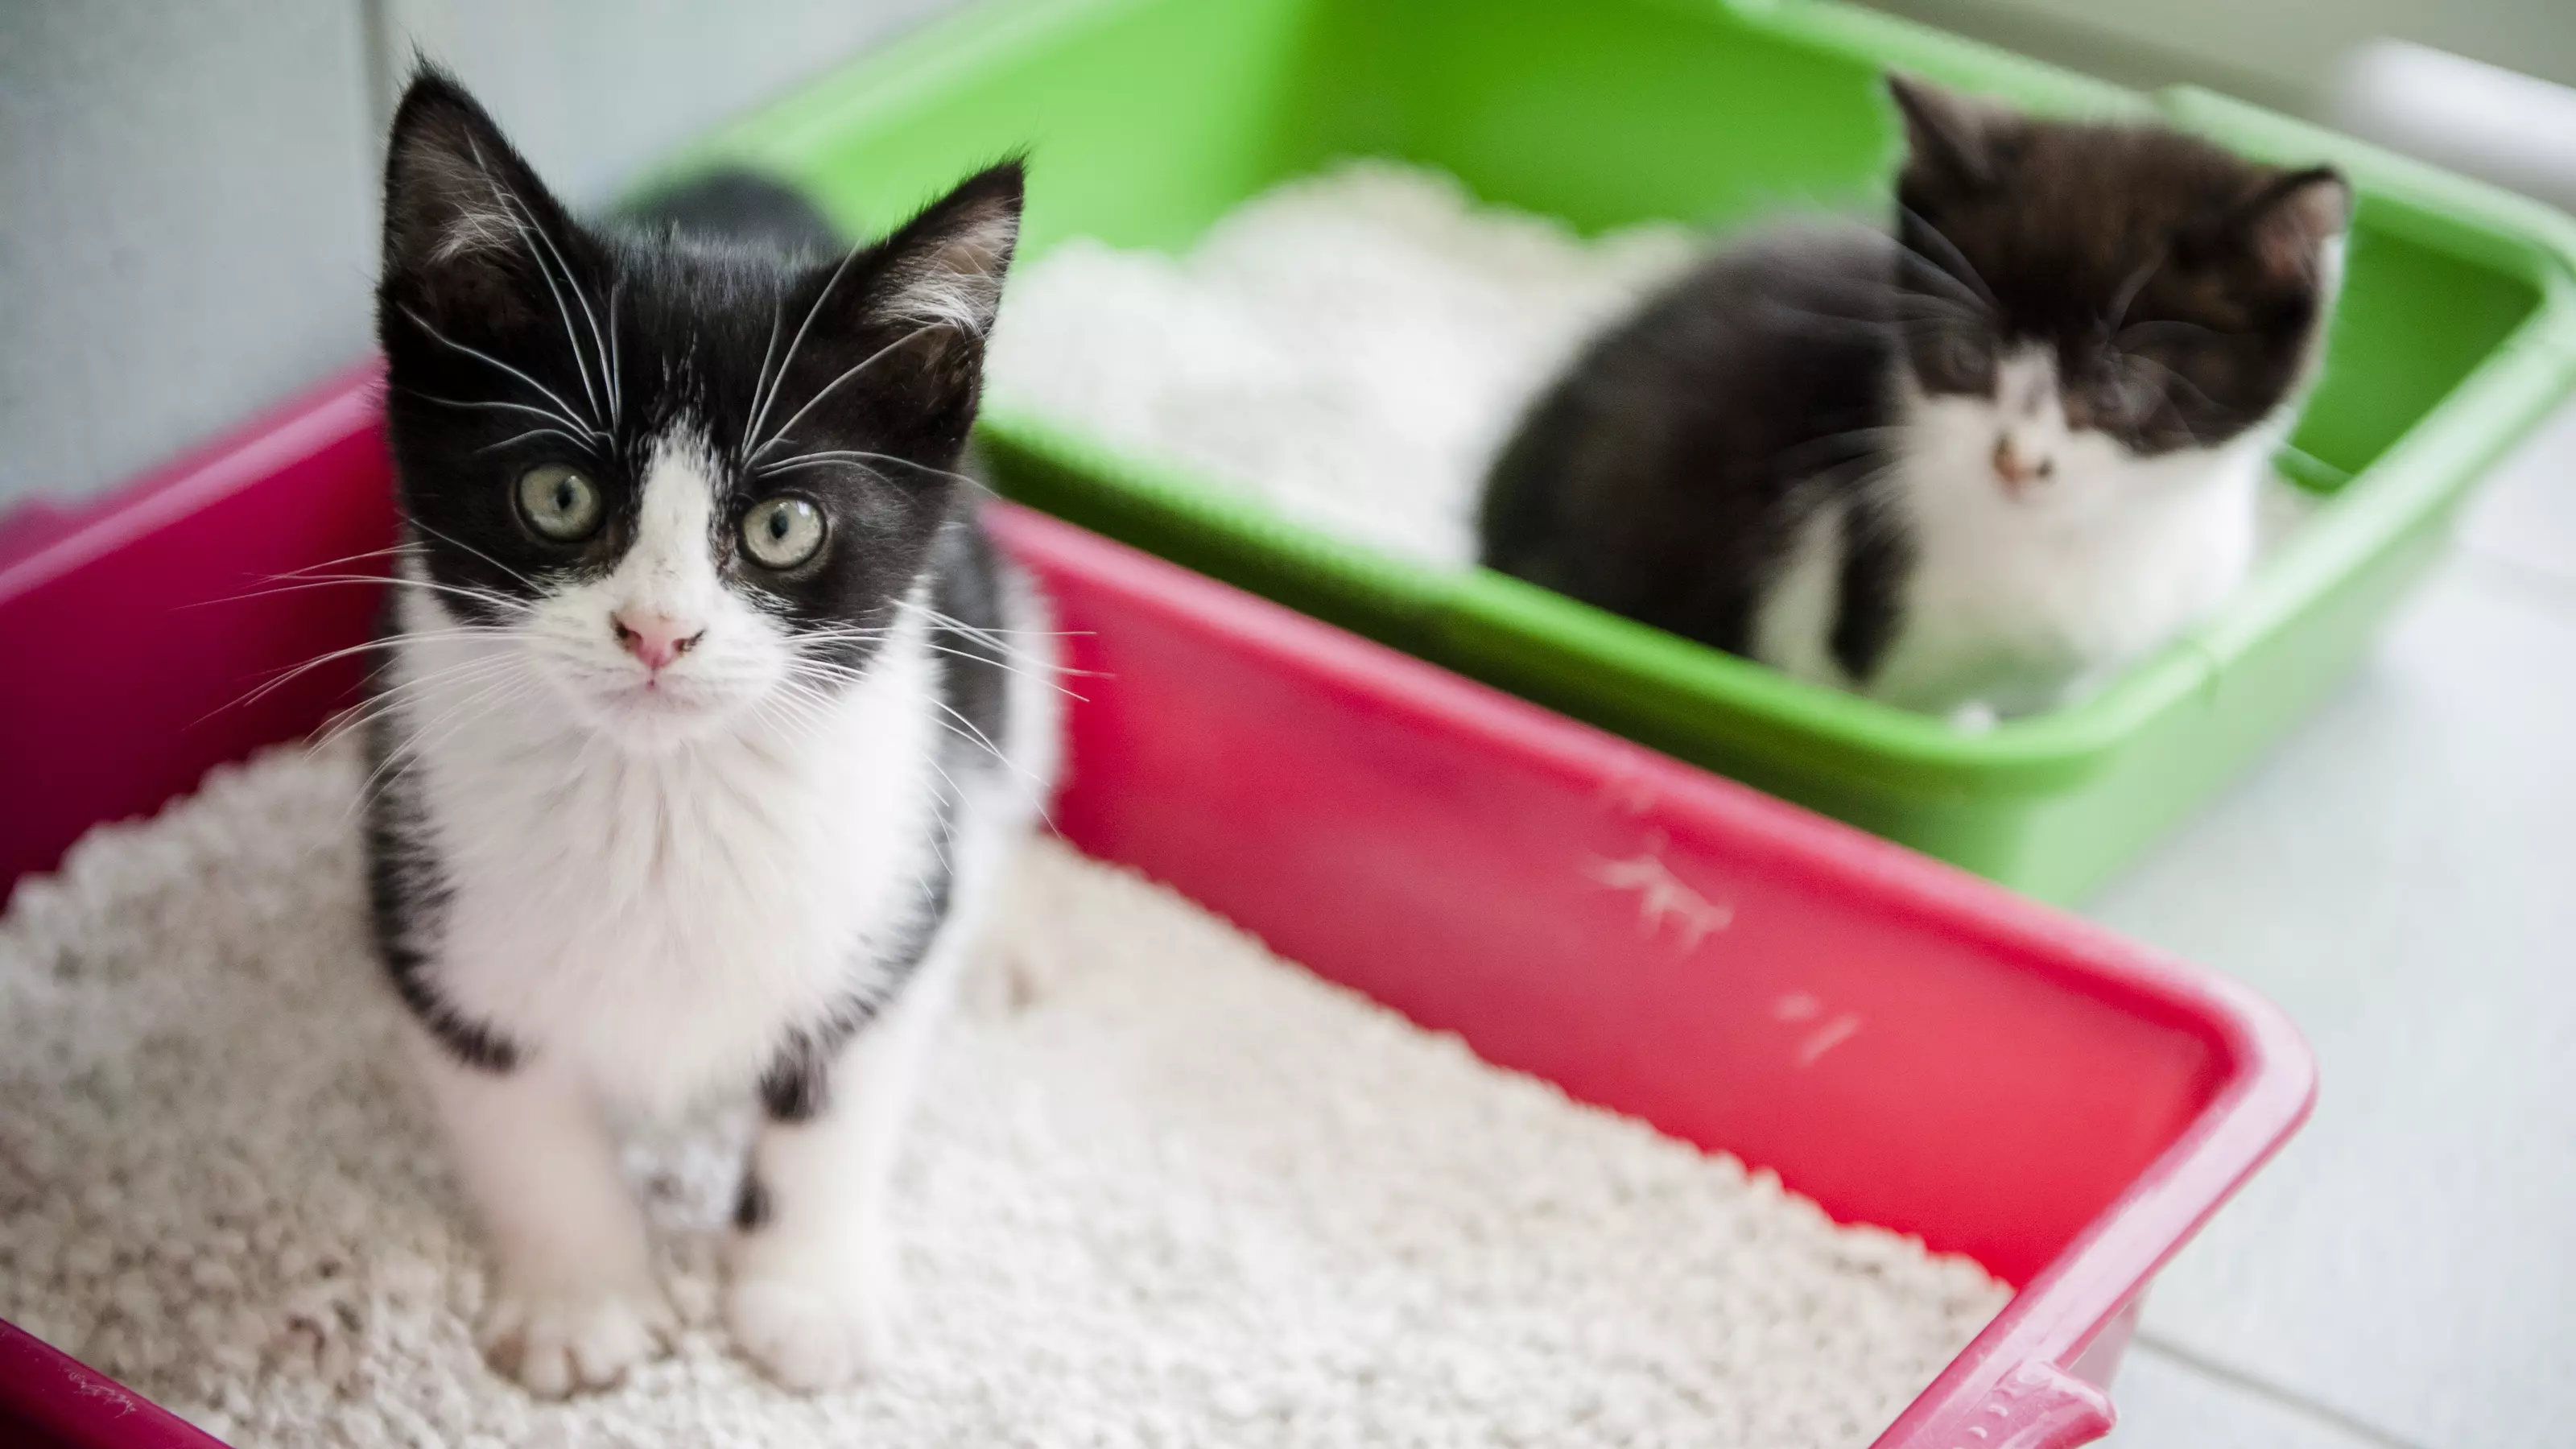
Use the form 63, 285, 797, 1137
612, 609, 705, 671
1992, 438, 2055, 496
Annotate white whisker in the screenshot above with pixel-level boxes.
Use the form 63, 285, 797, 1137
401, 390, 606, 441
749, 325, 940, 465
1893, 205, 1999, 310
403, 515, 546, 594
392, 313, 601, 440
477, 426, 599, 455
745, 247, 866, 460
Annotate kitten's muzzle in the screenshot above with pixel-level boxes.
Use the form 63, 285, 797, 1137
1991, 437, 2056, 497
613, 609, 708, 673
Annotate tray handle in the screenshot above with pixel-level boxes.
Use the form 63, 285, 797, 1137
1940, 1359, 2116, 1449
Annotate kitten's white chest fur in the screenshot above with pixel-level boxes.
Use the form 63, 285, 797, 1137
392, 592, 945, 1110
1755, 352, 2282, 718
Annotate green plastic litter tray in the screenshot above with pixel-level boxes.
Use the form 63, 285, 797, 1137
662, 0, 2576, 903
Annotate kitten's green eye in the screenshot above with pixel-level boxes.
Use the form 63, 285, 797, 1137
516, 464, 603, 542
741, 496, 826, 569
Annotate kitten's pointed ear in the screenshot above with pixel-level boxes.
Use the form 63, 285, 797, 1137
380, 68, 575, 302
2178, 165, 2349, 281
1888, 74, 2008, 192
867, 160, 1025, 339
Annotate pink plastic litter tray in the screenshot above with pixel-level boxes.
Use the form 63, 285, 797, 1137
0, 369, 2314, 1448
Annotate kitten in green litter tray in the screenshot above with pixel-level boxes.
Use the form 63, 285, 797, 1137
1480, 76, 2347, 723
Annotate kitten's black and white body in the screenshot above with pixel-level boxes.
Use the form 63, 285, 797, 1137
1481, 78, 2347, 720
364, 72, 1055, 1394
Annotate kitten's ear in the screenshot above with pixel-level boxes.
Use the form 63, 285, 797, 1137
1888, 75, 2009, 193
2177, 165, 2349, 282
380, 67, 577, 308
865, 160, 1026, 339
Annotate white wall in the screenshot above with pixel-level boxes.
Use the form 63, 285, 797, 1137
0, 0, 960, 510
1864, 0, 2575, 117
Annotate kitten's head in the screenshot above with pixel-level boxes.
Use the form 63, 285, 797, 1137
376, 70, 1021, 749
1884, 76, 2345, 508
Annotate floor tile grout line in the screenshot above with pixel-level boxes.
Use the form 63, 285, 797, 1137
2131, 1332, 2429, 1449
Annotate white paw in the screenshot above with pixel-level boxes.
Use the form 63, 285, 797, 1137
725, 1253, 900, 1391
479, 1278, 675, 1397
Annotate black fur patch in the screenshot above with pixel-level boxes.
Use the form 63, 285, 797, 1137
361, 699, 522, 1072
623, 170, 843, 258
733, 1171, 773, 1231
1480, 226, 1896, 662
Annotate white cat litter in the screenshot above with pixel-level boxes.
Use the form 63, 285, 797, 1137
985, 162, 1701, 568
0, 744, 2008, 1449
984, 160, 2323, 570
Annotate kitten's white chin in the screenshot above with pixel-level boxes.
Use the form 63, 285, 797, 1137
552, 670, 756, 750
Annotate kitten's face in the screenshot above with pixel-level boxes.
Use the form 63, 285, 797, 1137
375, 74, 1019, 749
1885, 78, 2346, 510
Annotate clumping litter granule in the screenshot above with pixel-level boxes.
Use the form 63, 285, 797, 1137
984, 160, 2323, 570
0, 744, 2008, 1448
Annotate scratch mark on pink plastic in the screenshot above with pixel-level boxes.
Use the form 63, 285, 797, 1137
72, 1368, 139, 1414
1798, 1013, 1862, 1066
1588, 845, 1732, 949
1774, 993, 1823, 1021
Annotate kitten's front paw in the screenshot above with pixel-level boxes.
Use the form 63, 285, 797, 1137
479, 1279, 676, 1397
725, 1254, 898, 1391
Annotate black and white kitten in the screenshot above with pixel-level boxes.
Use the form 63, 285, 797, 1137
365, 71, 1058, 1394
1480, 77, 2348, 720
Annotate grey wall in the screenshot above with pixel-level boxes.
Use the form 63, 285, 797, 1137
0, 0, 959, 510
1, 0, 379, 510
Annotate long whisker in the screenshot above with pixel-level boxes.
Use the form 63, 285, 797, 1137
745, 297, 787, 455
902, 601, 1092, 650
236, 542, 427, 588
192, 572, 535, 617
753, 451, 982, 492
195, 630, 503, 729
746, 247, 868, 460
605, 277, 624, 431
478, 425, 600, 455
392, 314, 601, 440
749, 325, 940, 465
398, 389, 605, 440
402, 515, 546, 594
1893, 204, 1999, 310
347, 671, 540, 824
917, 642, 1088, 701
2104, 251, 2168, 337
2119, 354, 2229, 445
1772, 423, 1904, 478
466, 139, 609, 431
310, 651, 526, 753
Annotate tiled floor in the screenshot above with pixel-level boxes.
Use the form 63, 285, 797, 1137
2088, 398, 2576, 1448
